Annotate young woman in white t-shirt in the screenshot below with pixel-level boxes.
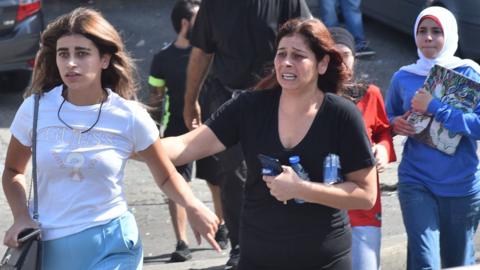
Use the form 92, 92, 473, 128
2, 7, 220, 270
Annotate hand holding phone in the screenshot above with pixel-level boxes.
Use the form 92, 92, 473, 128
257, 154, 282, 176
18, 228, 41, 243
258, 154, 287, 204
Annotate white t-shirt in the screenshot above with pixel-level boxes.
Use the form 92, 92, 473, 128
10, 85, 159, 240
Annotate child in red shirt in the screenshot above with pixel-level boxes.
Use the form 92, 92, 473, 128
330, 26, 397, 270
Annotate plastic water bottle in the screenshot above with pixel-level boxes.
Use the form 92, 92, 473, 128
323, 154, 343, 185
289, 155, 310, 204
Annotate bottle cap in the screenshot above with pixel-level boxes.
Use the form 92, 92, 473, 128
289, 155, 300, 163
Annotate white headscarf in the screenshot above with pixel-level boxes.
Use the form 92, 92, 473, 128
400, 6, 480, 76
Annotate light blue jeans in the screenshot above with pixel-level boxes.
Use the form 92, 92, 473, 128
352, 226, 381, 270
42, 211, 143, 270
318, 0, 366, 47
398, 182, 480, 270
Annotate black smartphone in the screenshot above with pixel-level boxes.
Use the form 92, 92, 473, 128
18, 228, 41, 243
257, 154, 283, 176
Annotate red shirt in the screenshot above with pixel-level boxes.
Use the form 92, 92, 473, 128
348, 85, 396, 227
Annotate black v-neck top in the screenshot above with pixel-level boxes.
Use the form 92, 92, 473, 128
206, 88, 375, 268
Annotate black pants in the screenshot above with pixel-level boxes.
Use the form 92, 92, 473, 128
238, 255, 351, 270
196, 76, 247, 248
239, 224, 352, 270
196, 148, 245, 248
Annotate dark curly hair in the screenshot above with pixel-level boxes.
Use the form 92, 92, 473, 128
255, 18, 348, 93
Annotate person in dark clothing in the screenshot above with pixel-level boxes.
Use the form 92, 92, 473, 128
147, 0, 229, 262
318, 0, 375, 56
164, 18, 377, 270
182, 1, 311, 268
147, 0, 200, 262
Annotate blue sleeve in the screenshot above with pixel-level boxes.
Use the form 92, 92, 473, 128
426, 68, 480, 139
385, 72, 405, 124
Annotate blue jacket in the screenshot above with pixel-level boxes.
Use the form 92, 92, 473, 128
386, 66, 480, 196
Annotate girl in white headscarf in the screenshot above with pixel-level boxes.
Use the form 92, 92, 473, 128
385, 6, 480, 270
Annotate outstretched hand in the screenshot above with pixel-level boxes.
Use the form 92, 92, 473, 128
185, 198, 221, 252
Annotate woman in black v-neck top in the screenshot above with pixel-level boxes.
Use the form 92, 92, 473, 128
163, 18, 376, 270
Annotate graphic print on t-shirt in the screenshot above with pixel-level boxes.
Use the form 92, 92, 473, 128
40, 127, 121, 182
51, 150, 102, 182
65, 152, 85, 181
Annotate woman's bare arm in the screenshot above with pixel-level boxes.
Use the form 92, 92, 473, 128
3, 136, 39, 247
264, 165, 377, 210
161, 125, 226, 166
136, 138, 222, 251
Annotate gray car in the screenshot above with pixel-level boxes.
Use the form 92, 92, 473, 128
361, 0, 480, 61
0, 0, 43, 92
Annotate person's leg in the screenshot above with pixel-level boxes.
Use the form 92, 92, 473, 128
317, 0, 339, 27
398, 182, 441, 270
196, 155, 229, 251
42, 232, 100, 270
168, 200, 188, 244
196, 156, 224, 224
43, 212, 143, 270
439, 191, 480, 268
208, 182, 224, 222
218, 147, 246, 250
339, 0, 365, 46
208, 182, 229, 250
351, 226, 381, 270
169, 163, 193, 262
168, 200, 193, 262
92, 211, 143, 270
216, 144, 246, 269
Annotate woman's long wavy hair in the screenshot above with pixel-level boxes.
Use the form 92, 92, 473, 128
255, 18, 348, 93
26, 7, 138, 100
